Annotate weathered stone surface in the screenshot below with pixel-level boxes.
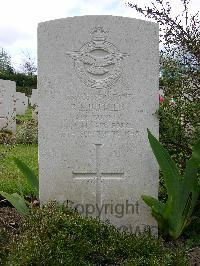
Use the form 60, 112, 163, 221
15, 92, 28, 115
0, 79, 16, 133
38, 16, 159, 233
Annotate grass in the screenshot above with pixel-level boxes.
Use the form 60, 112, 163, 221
0, 144, 38, 195
0, 105, 37, 195
16, 106, 32, 124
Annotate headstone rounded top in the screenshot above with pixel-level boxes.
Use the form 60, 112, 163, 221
38, 15, 158, 27
0, 79, 16, 86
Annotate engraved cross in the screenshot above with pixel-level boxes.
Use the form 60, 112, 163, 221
72, 144, 124, 216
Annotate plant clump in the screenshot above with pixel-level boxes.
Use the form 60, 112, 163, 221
4, 203, 188, 265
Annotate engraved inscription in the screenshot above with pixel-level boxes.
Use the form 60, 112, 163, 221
66, 91, 138, 138
67, 26, 128, 89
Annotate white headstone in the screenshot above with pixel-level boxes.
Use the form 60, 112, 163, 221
0, 79, 16, 133
30, 89, 38, 120
38, 16, 159, 233
30, 89, 38, 106
15, 92, 28, 115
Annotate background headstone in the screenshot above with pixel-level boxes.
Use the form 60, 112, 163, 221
15, 92, 28, 115
38, 16, 159, 233
0, 79, 16, 133
30, 89, 38, 120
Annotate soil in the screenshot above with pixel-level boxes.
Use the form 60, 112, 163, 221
0, 206, 21, 234
0, 203, 200, 265
188, 247, 200, 266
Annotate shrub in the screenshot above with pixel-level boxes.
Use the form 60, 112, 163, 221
128, 0, 200, 214
0, 72, 36, 93
5, 203, 188, 265
184, 198, 200, 248
0, 132, 15, 145
0, 229, 10, 265
0, 107, 38, 145
158, 97, 200, 226
158, 97, 200, 171
15, 120, 38, 144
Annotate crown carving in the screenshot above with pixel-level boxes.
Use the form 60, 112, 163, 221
90, 26, 108, 42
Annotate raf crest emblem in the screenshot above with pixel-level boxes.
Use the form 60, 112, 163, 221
66, 26, 128, 89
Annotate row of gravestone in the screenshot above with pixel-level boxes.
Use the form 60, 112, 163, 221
2, 16, 159, 234
0, 79, 38, 132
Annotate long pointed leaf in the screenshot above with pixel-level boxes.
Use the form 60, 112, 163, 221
142, 195, 168, 234
181, 139, 200, 218
190, 139, 200, 167
13, 157, 39, 196
144, 130, 200, 239
147, 129, 181, 195
0, 191, 29, 216
142, 195, 165, 214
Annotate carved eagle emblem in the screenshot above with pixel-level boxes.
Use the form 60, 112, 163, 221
67, 51, 128, 75
66, 26, 129, 89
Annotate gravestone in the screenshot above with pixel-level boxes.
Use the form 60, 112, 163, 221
30, 89, 38, 120
38, 16, 159, 233
0, 79, 16, 133
15, 92, 28, 115
30, 89, 38, 106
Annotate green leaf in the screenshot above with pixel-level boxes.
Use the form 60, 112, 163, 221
147, 129, 182, 196
0, 191, 29, 216
142, 195, 165, 214
142, 195, 168, 234
181, 140, 200, 220
13, 157, 39, 196
190, 139, 200, 167
144, 130, 200, 240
